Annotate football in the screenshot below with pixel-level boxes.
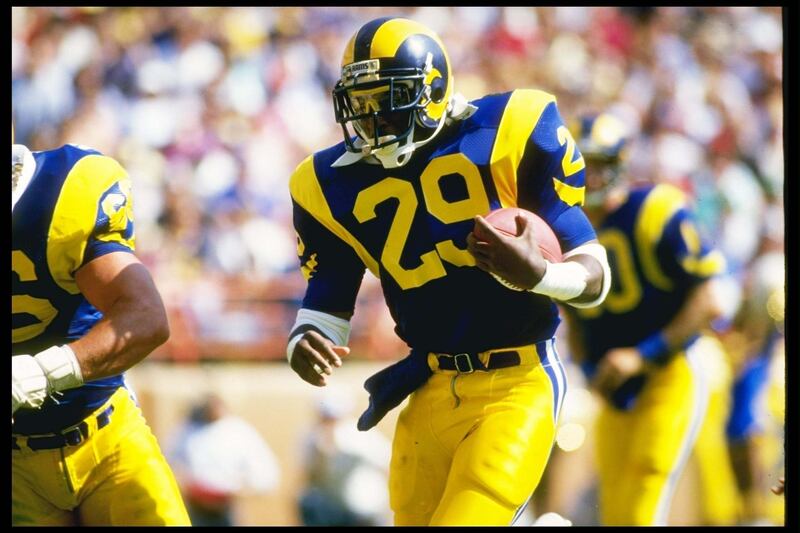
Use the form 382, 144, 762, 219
474, 207, 563, 263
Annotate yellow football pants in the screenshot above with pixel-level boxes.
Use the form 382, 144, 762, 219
12, 387, 191, 526
690, 336, 741, 525
594, 347, 709, 525
389, 339, 566, 526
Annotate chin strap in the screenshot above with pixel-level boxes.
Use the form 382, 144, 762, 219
372, 122, 423, 169
331, 92, 477, 169
373, 97, 457, 169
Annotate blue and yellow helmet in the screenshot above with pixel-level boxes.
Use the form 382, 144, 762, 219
572, 112, 630, 206
333, 17, 453, 168
574, 113, 629, 163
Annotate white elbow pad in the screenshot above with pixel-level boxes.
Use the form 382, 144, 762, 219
561, 242, 611, 309
286, 308, 352, 363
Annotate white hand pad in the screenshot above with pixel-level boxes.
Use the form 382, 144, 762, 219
34, 345, 84, 393
12, 354, 48, 413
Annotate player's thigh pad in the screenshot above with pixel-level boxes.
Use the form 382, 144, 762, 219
391, 360, 561, 525
389, 372, 457, 524
432, 365, 558, 524
597, 353, 707, 525
12, 449, 78, 526
75, 389, 191, 525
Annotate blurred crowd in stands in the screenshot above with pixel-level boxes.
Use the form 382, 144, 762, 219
12, 5, 783, 363
13, 6, 784, 525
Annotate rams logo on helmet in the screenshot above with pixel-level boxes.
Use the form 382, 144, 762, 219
333, 17, 454, 168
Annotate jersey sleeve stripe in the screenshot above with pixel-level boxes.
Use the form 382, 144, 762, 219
489, 89, 555, 208
289, 155, 381, 277
551, 176, 585, 206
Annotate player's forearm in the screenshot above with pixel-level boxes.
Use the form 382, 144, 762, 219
660, 279, 723, 349
67, 295, 170, 381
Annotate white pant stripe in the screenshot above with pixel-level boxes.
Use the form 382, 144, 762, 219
652, 347, 709, 525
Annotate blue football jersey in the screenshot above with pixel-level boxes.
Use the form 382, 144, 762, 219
570, 183, 726, 404
12, 144, 136, 434
290, 89, 597, 354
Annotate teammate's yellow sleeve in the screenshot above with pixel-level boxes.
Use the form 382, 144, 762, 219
48, 154, 135, 294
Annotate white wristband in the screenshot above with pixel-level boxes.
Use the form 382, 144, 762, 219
34, 344, 84, 393
286, 333, 304, 364
286, 309, 352, 363
529, 260, 589, 301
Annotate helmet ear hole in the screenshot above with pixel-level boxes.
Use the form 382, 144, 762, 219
429, 79, 445, 103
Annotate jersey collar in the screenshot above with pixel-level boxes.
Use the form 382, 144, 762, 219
331, 137, 373, 168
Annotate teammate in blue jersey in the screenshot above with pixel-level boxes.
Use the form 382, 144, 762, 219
286, 17, 611, 526
11, 135, 190, 525
562, 113, 728, 525
724, 249, 785, 524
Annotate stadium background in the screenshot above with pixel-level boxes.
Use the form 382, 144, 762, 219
12, 6, 785, 526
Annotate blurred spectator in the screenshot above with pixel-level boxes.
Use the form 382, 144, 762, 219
167, 393, 281, 526
298, 391, 392, 526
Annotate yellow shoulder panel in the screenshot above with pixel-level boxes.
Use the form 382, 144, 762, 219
47, 154, 129, 294
289, 156, 380, 276
489, 89, 556, 208
634, 183, 686, 291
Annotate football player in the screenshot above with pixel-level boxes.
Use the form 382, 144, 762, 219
12, 131, 191, 525
725, 249, 785, 524
562, 112, 728, 525
286, 17, 611, 526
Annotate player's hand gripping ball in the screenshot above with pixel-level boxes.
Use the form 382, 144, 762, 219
469, 207, 562, 291
474, 207, 562, 262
